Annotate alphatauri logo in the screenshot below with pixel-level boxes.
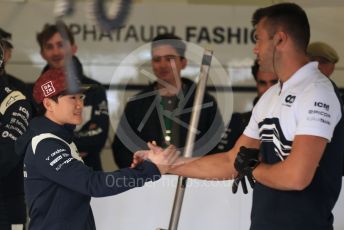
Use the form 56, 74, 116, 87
285, 95, 296, 104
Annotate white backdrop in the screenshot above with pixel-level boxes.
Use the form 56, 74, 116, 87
91, 175, 344, 230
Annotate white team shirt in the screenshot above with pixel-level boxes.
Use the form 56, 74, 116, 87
244, 62, 342, 160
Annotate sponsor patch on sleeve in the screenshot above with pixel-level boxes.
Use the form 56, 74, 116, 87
0, 91, 26, 115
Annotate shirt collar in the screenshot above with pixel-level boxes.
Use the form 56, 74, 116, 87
279, 62, 318, 93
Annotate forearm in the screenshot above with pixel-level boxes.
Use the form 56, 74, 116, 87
88, 161, 161, 197
168, 135, 260, 180
169, 153, 236, 180
252, 136, 326, 191
253, 163, 291, 190
253, 161, 313, 191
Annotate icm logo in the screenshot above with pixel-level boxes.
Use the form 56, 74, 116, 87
314, 102, 330, 111
285, 95, 296, 104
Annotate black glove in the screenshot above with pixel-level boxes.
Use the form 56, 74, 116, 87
232, 146, 260, 194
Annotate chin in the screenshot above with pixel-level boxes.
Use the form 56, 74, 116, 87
71, 118, 83, 125
157, 75, 174, 82
75, 119, 83, 125
50, 62, 64, 69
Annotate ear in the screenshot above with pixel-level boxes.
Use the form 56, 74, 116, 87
40, 49, 47, 61
42, 98, 55, 112
181, 58, 187, 70
71, 44, 78, 55
273, 31, 286, 47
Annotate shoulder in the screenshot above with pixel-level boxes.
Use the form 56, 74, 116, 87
300, 76, 341, 106
181, 77, 196, 90
131, 85, 156, 101
254, 84, 279, 109
82, 76, 102, 87
230, 111, 251, 127
0, 87, 27, 113
181, 77, 217, 101
31, 133, 70, 156
6, 74, 26, 88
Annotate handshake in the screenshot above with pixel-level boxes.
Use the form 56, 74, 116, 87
132, 142, 180, 174
232, 146, 260, 194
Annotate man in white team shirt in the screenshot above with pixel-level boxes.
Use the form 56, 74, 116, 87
135, 3, 344, 230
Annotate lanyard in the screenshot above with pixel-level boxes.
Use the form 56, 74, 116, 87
160, 95, 178, 145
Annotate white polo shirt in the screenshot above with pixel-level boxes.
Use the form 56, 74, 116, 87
244, 62, 341, 161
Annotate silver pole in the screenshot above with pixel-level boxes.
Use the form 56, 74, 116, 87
166, 49, 213, 230
56, 20, 80, 94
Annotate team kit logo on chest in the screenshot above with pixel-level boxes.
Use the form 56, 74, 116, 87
282, 94, 296, 107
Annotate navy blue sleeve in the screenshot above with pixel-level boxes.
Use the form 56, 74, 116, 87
34, 138, 161, 197
0, 90, 32, 177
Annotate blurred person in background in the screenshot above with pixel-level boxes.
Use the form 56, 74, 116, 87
36, 23, 109, 171
307, 41, 339, 78
216, 60, 278, 152
0, 38, 32, 230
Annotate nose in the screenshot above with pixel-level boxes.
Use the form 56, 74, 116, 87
159, 58, 171, 68
253, 45, 259, 55
76, 97, 84, 108
51, 45, 63, 56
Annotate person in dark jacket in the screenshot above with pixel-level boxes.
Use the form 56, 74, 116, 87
0, 28, 32, 106
0, 40, 32, 230
112, 33, 224, 168
36, 23, 109, 170
16, 68, 176, 230
216, 60, 278, 152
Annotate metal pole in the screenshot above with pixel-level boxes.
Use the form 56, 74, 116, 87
165, 49, 213, 230
56, 20, 80, 94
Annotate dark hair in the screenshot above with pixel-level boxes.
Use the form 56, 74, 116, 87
0, 41, 4, 71
251, 59, 259, 81
0, 28, 13, 49
151, 33, 186, 58
36, 22, 75, 50
252, 3, 310, 52
35, 94, 60, 116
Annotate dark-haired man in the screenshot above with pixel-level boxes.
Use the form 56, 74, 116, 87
112, 33, 224, 168
217, 60, 277, 152
140, 3, 344, 230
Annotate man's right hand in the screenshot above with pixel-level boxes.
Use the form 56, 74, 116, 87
232, 146, 260, 194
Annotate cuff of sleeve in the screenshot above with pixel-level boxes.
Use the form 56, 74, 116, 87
137, 160, 161, 182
